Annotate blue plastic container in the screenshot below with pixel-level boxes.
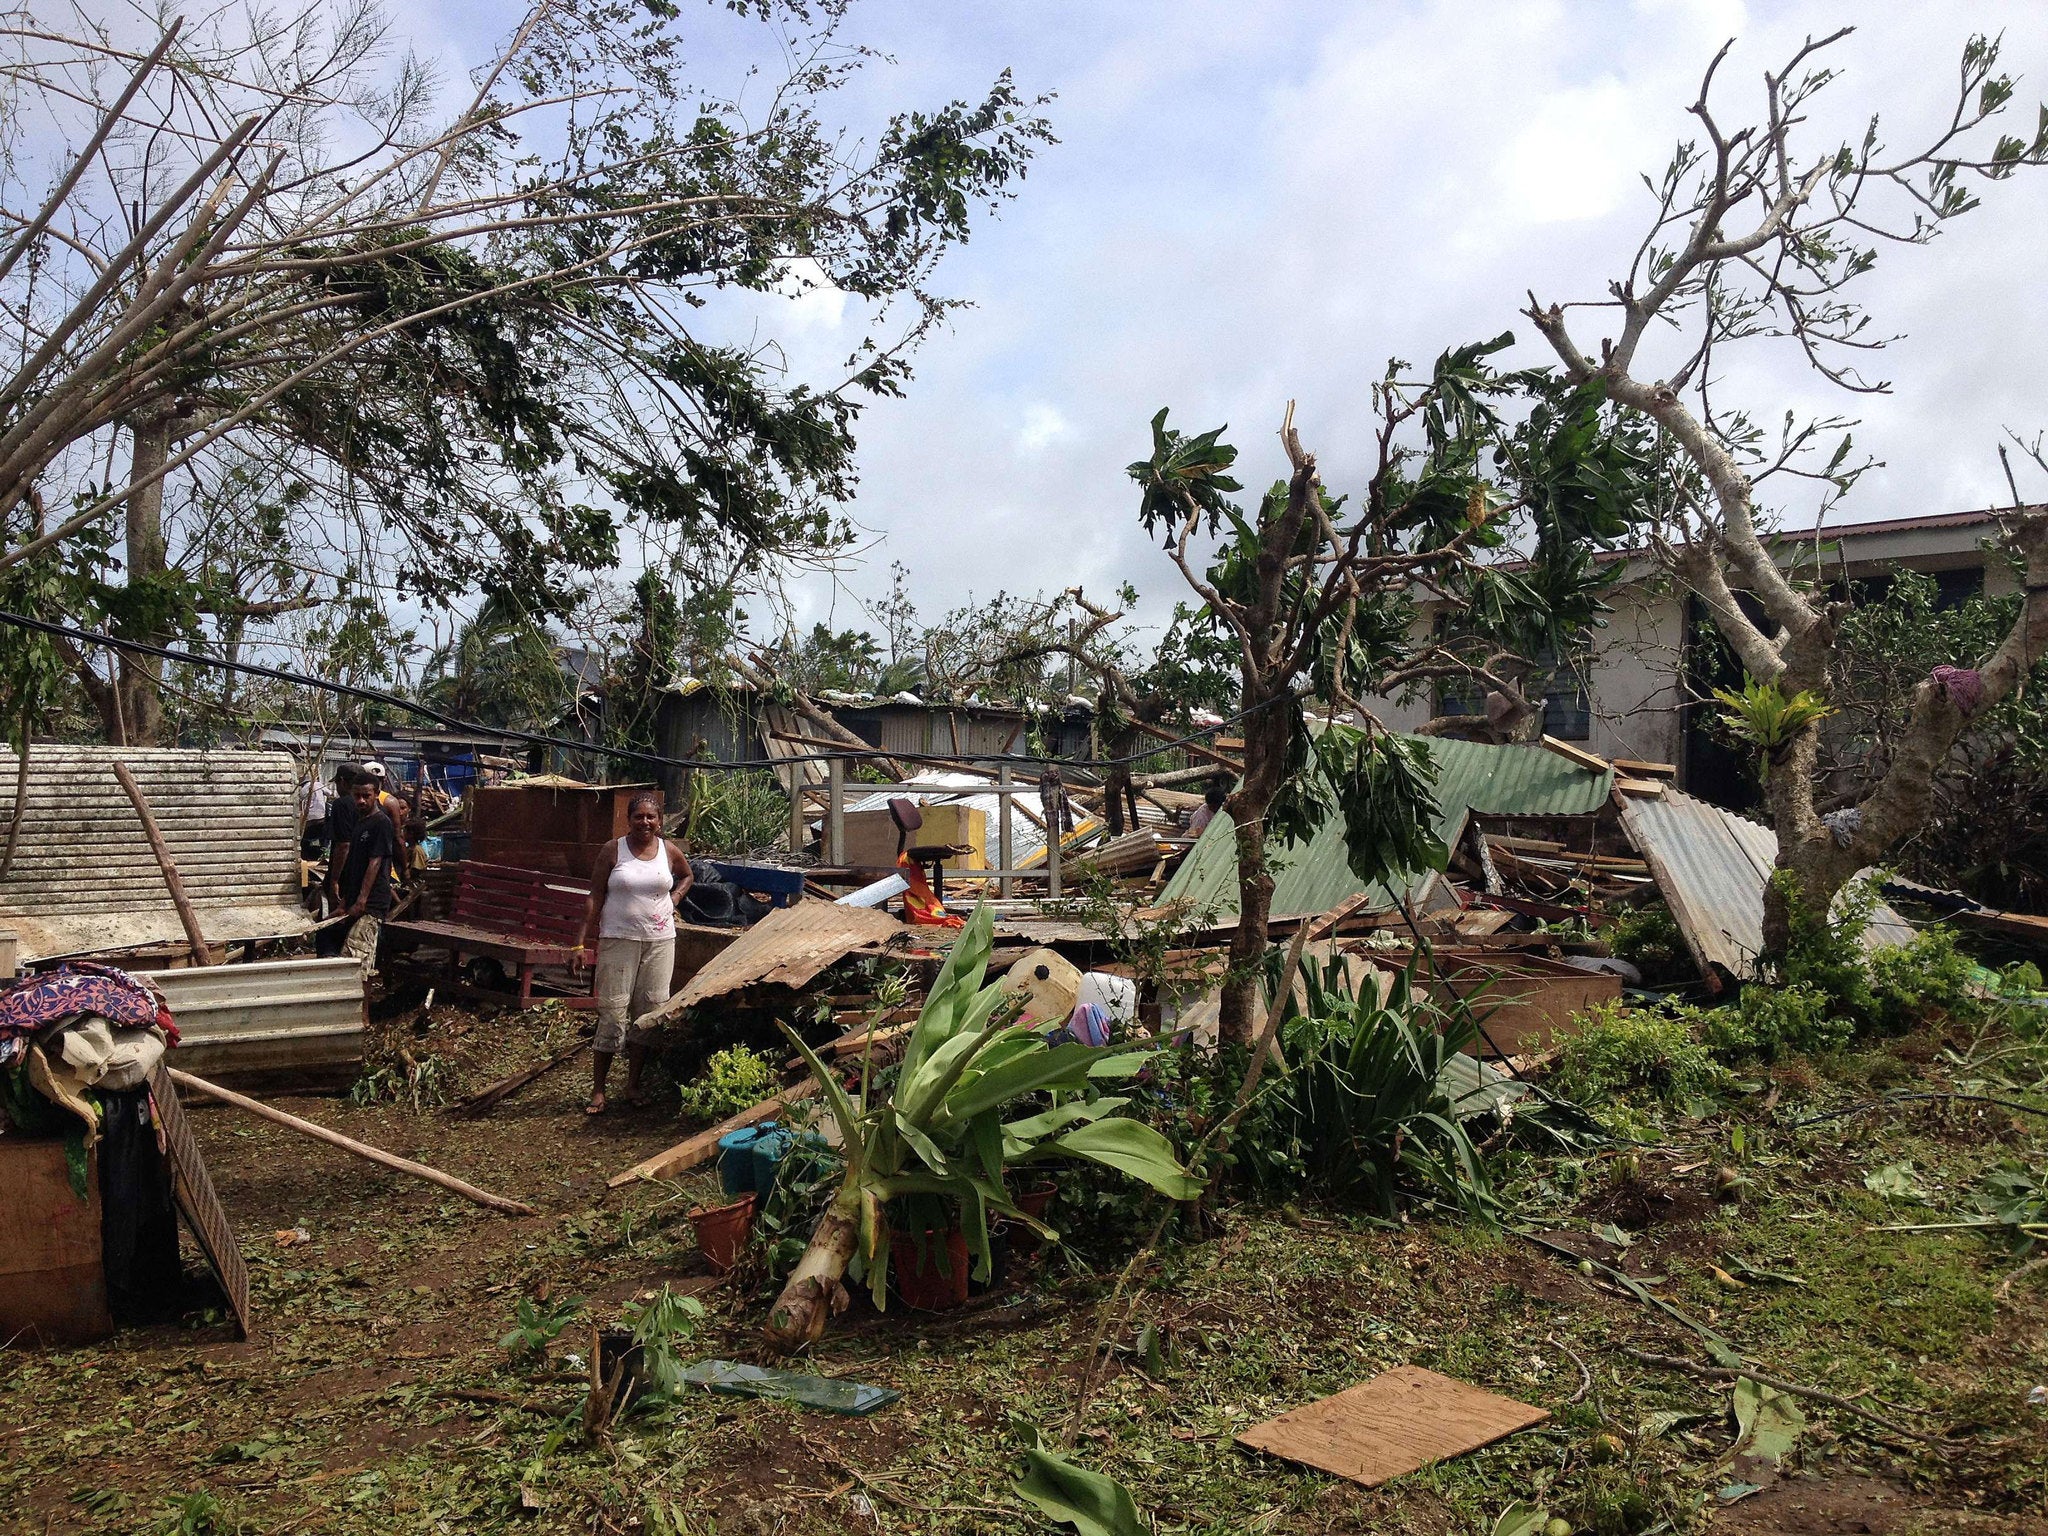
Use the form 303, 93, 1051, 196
717, 1122, 778, 1197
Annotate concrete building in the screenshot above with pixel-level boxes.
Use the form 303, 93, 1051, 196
1365, 508, 2020, 805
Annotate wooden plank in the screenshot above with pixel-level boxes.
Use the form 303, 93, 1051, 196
1538, 735, 1611, 775
1615, 777, 1666, 799
1237, 1366, 1547, 1488
607, 1080, 820, 1188
149, 1066, 251, 1339
0, 1137, 113, 1345
1612, 757, 1677, 778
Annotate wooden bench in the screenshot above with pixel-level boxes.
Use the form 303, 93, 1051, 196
384, 860, 591, 1006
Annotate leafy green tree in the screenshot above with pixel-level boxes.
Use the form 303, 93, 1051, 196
0, 1, 1052, 743
1132, 347, 1658, 1043
417, 592, 568, 732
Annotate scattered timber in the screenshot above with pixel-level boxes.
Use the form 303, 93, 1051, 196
167, 1068, 537, 1216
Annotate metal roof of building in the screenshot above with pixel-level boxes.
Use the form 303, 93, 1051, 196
1158, 738, 1614, 920
1616, 785, 1914, 983
0, 745, 308, 959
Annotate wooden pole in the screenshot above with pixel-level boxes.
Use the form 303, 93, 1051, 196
826, 755, 844, 866
997, 763, 1014, 899
167, 1067, 538, 1217
111, 760, 215, 966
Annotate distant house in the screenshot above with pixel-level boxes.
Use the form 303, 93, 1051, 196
1366, 508, 2022, 804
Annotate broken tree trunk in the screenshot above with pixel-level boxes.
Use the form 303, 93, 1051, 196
111, 760, 215, 966
167, 1068, 537, 1216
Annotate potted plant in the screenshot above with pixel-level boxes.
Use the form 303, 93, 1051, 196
764, 904, 1200, 1351
687, 1191, 758, 1274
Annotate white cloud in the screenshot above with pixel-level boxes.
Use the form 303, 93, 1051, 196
1015, 404, 1071, 453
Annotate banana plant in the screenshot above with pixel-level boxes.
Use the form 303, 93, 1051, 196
765, 903, 1200, 1352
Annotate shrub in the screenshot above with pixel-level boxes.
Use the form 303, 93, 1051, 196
1868, 927, 1984, 1034
677, 1045, 779, 1125
1552, 1003, 1730, 1105
1699, 982, 1854, 1062
1608, 904, 1691, 987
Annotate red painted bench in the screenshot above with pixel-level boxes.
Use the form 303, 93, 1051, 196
384, 860, 591, 1006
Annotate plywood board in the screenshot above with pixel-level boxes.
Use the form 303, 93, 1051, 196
149, 1064, 251, 1338
1237, 1365, 1548, 1487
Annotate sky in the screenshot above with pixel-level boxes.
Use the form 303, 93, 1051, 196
405, 0, 2048, 644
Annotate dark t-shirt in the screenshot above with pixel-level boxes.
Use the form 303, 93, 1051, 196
327, 793, 359, 865
340, 810, 397, 914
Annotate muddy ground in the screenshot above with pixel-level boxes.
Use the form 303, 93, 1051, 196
3, 997, 2047, 1535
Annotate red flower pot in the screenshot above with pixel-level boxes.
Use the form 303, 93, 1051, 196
688, 1192, 757, 1275
890, 1226, 969, 1311
1010, 1184, 1058, 1256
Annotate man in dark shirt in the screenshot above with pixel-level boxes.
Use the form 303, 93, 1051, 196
315, 764, 361, 958
334, 777, 396, 970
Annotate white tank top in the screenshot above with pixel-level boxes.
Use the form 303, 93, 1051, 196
599, 836, 676, 940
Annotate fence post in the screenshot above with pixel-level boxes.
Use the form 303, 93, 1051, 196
827, 755, 845, 866
997, 763, 1013, 899
1046, 783, 1062, 900
787, 772, 805, 856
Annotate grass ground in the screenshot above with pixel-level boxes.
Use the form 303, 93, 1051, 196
4, 995, 2047, 1535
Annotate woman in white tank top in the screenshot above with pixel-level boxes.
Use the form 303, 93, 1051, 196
574, 793, 693, 1113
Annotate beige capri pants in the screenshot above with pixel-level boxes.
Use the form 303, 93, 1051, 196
593, 936, 674, 1054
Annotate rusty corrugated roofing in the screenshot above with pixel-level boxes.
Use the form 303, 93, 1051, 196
647, 900, 912, 1019
1159, 737, 1614, 921
1616, 786, 1914, 983
0, 745, 306, 959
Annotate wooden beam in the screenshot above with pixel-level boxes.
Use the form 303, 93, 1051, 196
1128, 718, 1243, 775
167, 1068, 537, 1216
1539, 735, 1611, 775
606, 1080, 820, 1189
111, 761, 216, 966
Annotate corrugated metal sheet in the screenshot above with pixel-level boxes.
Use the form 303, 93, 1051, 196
1616, 786, 1915, 983
1159, 738, 1614, 920
152, 957, 366, 1092
0, 745, 307, 959
645, 900, 910, 1019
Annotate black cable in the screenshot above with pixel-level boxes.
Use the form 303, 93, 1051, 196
0, 607, 1288, 775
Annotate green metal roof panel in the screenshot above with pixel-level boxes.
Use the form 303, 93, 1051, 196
1158, 737, 1614, 920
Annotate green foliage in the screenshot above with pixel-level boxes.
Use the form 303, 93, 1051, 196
1830, 565, 2048, 907
1699, 982, 1854, 1063
500, 1293, 586, 1361
417, 590, 566, 731
1607, 903, 1691, 987
622, 1284, 709, 1404
1771, 870, 1877, 1023
1272, 960, 1492, 1217
687, 769, 790, 856
1552, 1003, 1732, 1105
1972, 1165, 2048, 1254
1868, 927, 1983, 1034
677, 1046, 780, 1125
747, 1127, 845, 1287
1713, 677, 1835, 755
781, 904, 1198, 1312
152, 1491, 239, 1536
1271, 727, 1448, 888
1013, 1427, 1149, 1536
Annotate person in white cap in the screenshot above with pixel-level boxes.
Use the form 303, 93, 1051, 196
359, 761, 411, 890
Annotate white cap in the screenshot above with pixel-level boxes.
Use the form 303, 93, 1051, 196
362, 760, 388, 779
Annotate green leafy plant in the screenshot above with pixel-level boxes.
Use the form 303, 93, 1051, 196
500, 1293, 586, 1361
1698, 982, 1853, 1063
764, 903, 1199, 1351
153, 1491, 239, 1536
1552, 1003, 1732, 1106
1607, 903, 1690, 987
687, 769, 793, 857
1712, 677, 1835, 753
1013, 1418, 1149, 1536
677, 1046, 780, 1125
1973, 1165, 2048, 1254
622, 1284, 709, 1402
1273, 958, 1492, 1217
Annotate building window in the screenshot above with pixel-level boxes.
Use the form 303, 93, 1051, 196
1434, 656, 1591, 740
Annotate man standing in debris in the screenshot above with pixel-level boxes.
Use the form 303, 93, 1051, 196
572, 791, 692, 1115
333, 775, 397, 972
316, 763, 361, 957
